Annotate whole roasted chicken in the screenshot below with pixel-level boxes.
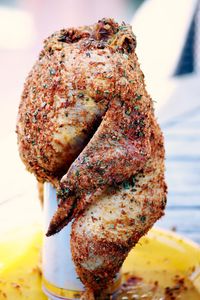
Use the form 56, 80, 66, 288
17, 19, 167, 298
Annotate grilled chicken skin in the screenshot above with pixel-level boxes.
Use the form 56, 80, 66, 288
45, 21, 154, 236
71, 117, 166, 298
16, 19, 167, 298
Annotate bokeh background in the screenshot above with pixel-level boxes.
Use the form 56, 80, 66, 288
0, 0, 144, 140
0, 0, 200, 243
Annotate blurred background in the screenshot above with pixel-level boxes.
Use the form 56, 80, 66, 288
0, 0, 144, 140
0, 0, 200, 243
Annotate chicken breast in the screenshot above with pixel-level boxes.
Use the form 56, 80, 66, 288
16, 18, 167, 298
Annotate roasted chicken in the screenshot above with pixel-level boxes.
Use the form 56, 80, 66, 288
16, 18, 167, 298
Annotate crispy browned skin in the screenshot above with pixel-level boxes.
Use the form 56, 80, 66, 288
16, 19, 167, 297
46, 21, 153, 236
71, 117, 166, 297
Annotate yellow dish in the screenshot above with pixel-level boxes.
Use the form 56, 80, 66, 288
121, 228, 200, 299
0, 225, 200, 299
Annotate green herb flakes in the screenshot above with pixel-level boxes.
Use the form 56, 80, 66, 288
33, 108, 39, 117
132, 176, 136, 187
129, 80, 135, 84
104, 90, 110, 95
140, 215, 146, 223
123, 181, 130, 190
138, 132, 144, 137
125, 108, 131, 116
78, 92, 84, 98
49, 68, 56, 75
136, 94, 142, 100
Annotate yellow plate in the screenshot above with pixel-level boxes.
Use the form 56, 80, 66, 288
121, 228, 200, 299
0, 225, 200, 299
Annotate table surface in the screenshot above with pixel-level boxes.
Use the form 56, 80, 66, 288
157, 74, 200, 244
0, 74, 199, 244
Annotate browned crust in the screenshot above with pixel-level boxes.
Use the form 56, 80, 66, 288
16, 19, 137, 184
16, 18, 167, 296
45, 19, 154, 236
70, 117, 167, 294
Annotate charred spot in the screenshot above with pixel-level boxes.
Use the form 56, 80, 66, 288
99, 27, 110, 39
95, 19, 118, 41
131, 118, 145, 129
95, 25, 111, 41
39, 49, 45, 60
58, 29, 90, 43
137, 131, 144, 138
48, 47, 54, 55
121, 35, 136, 53
161, 195, 167, 209
97, 40, 107, 49
95, 167, 105, 175
94, 275, 101, 283
56, 186, 71, 203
